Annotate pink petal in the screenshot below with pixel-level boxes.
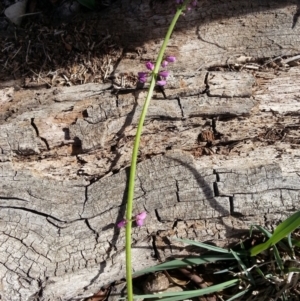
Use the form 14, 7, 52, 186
139, 76, 148, 83
138, 72, 148, 77
136, 219, 145, 226
156, 80, 167, 86
161, 60, 168, 68
136, 211, 147, 221
145, 61, 154, 71
166, 56, 176, 63
135, 211, 147, 227
159, 70, 169, 78
117, 220, 127, 228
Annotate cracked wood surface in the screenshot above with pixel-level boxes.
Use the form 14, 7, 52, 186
1, 0, 300, 300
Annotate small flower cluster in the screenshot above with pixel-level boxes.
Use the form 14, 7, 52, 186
137, 56, 176, 87
176, 0, 197, 11
117, 211, 147, 228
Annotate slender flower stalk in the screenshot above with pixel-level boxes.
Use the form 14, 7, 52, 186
124, 1, 192, 301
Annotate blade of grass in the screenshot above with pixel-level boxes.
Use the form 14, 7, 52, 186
239, 240, 246, 250
254, 225, 290, 252
291, 238, 300, 247
284, 267, 300, 273
282, 292, 288, 301
226, 287, 252, 301
255, 266, 266, 278
126, 279, 239, 301
214, 265, 238, 274
254, 225, 272, 237
230, 249, 255, 285
287, 233, 292, 249
175, 238, 241, 254
133, 254, 237, 277
273, 245, 284, 273
250, 210, 300, 256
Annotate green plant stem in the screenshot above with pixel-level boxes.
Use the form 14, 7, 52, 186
125, 2, 190, 300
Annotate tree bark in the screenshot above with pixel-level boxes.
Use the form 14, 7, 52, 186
1, 0, 300, 300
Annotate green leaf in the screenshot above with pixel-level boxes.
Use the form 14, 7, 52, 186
175, 238, 231, 254
226, 287, 252, 301
287, 233, 292, 249
254, 266, 265, 278
127, 279, 239, 301
254, 225, 272, 237
230, 249, 255, 285
250, 210, 300, 256
273, 245, 284, 273
291, 238, 300, 247
282, 292, 288, 301
284, 267, 300, 273
77, 0, 96, 10
254, 225, 290, 252
214, 265, 237, 274
133, 254, 236, 277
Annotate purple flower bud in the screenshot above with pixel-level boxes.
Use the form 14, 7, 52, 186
192, 0, 197, 6
135, 211, 147, 227
136, 219, 145, 226
138, 72, 148, 83
136, 211, 147, 220
117, 220, 127, 228
166, 56, 176, 63
159, 70, 169, 79
145, 61, 154, 71
138, 72, 148, 78
161, 60, 168, 68
156, 80, 167, 86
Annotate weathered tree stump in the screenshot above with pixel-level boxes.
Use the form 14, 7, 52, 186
1, 0, 300, 300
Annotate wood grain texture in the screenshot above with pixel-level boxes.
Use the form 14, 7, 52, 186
1, 0, 300, 300
108, 0, 300, 72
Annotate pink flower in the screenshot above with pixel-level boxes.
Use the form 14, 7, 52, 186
159, 70, 169, 79
138, 72, 148, 83
135, 211, 147, 226
176, 0, 197, 8
161, 60, 168, 68
138, 72, 148, 78
156, 80, 167, 86
136, 219, 145, 226
117, 220, 127, 228
166, 56, 176, 63
145, 61, 155, 71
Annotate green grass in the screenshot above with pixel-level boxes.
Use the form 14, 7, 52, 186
131, 210, 300, 301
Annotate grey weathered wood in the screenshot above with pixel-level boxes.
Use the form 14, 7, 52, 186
108, 0, 300, 73
1, 1, 300, 300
